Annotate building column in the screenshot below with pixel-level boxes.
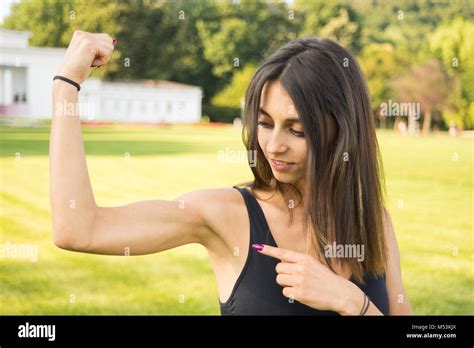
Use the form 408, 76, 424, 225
1, 67, 13, 105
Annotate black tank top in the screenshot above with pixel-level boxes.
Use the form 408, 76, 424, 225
219, 186, 390, 315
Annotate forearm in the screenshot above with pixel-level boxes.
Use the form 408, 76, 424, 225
49, 80, 97, 247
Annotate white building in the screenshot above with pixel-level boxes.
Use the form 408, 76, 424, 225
0, 28, 203, 123
78, 79, 202, 123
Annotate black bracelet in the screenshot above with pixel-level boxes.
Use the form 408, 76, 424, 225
53, 75, 81, 91
360, 294, 371, 316
359, 293, 367, 315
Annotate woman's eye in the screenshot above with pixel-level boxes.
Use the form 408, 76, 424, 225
257, 121, 272, 128
290, 129, 305, 137
258, 121, 305, 137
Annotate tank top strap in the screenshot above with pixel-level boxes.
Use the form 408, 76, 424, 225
232, 186, 276, 247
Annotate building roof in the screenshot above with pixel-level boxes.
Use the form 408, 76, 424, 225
101, 78, 202, 91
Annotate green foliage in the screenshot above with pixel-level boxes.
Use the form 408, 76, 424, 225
296, 0, 362, 53
359, 43, 409, 111
2, 0, 75, 46
211, 64, 256, 109
355, 1, 474, 129
109, 0, 222, 103
202, 104, 241, 123
353, 0, 472, 56
429, 16, 474, 128
429, 17, 474, 74
196, 0, 297, 78
196, 17, 248, 78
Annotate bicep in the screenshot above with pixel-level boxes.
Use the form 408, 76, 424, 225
83, 190, 214, 255
383, 209, 413, 315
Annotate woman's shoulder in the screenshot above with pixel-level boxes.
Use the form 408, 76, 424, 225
177, 186, 248, 230
176, 187, 244, 212
234, 182, 279, 200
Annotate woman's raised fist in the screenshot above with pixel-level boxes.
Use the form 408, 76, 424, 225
56, 30, 116, 85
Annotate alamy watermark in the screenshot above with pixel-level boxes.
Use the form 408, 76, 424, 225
55, 100, 96, 120
217, 147, 257, 167
18, 322, 55, 341
324, 242, 365, 262
0, 242, 38, 262
380, 99, 420, 120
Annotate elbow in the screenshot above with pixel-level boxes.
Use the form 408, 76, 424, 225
52, 231, 74, 251
52, 225, 91, 252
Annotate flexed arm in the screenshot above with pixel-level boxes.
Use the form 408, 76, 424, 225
50, 30, 115, 250
49, 31, 218, 255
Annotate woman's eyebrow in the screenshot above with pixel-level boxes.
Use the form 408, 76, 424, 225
258, 107, 300, 123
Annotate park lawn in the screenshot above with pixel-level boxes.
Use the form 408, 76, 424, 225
0, 124, 472, 315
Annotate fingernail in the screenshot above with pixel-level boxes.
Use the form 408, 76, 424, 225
112, 38, 117, 46
252, 244, 264, 251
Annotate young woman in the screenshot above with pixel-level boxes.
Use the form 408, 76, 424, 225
50, 31, 412, 316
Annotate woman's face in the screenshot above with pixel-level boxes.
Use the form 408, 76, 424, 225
257, 80, 308, 189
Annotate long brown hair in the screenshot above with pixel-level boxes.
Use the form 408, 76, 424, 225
238, 37, 387, 283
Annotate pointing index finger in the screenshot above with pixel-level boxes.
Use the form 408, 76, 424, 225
252, 244, 305, 263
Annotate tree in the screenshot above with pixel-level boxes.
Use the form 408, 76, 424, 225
359, 42, 410, 128
295, 0, 362, 53
196, 0, 297, 79
352, 0, 473, 56
390, 59, 455, 135
2, 0, 223, 103
211, 64, 256, 108
429, 16, 474, 129
2, 0, 75, 47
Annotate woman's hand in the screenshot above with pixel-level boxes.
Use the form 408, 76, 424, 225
57, 30, 116, 85
255, 243, 366, 314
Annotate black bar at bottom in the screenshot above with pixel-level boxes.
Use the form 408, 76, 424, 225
0, 315, 472, 346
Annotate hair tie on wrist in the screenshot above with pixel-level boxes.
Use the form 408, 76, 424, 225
359, 293, 370, 316
53, 75, 81, 91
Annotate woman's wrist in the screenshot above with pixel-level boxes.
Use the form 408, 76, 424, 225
53, 76, 81, 91
56, 64, 87, 85
53, 79, 78, 93
337, 279, 365, 315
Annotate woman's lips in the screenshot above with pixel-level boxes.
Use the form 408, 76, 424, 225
270, 159, 295, 171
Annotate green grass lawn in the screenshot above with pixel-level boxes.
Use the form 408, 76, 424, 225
0, 124, 472, 315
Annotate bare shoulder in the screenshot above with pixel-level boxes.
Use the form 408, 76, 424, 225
174, 187, 248, 251
173, 187, 244, 219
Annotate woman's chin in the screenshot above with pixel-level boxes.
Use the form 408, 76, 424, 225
272, 172, 297, 184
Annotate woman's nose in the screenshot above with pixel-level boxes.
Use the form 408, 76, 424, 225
266, 130, 289, 154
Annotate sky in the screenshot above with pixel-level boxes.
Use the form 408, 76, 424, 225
0, 0, 17, 25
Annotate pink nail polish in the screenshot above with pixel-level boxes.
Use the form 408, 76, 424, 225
112, 38, 117, 46
252, 244, 264, 251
